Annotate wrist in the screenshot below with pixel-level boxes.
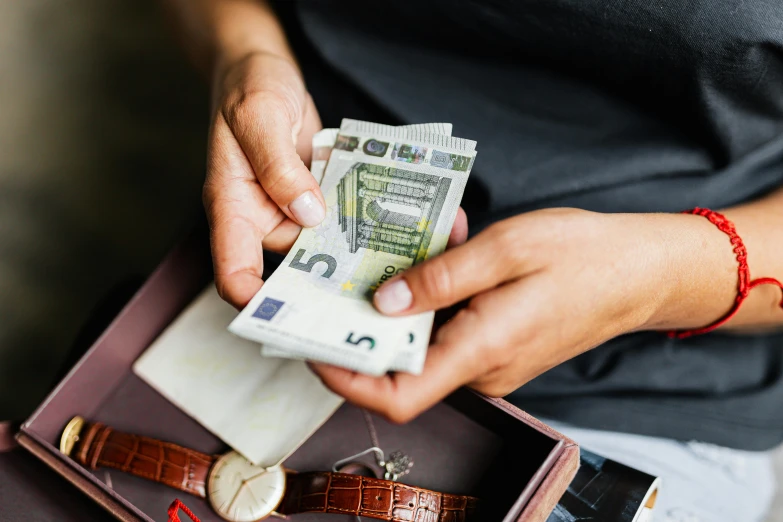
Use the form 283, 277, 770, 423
211, 48, 299, 93
637, 212, 738, 332
208, 0, 298, 87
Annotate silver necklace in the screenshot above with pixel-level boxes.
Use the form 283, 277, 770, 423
361, 409, 414, 481
332, 409, 414, 481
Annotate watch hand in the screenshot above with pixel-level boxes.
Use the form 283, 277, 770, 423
225, 479, 246, 514
244, 469, 269, 484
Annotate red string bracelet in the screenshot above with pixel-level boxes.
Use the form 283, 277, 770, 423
168, 499, 202, 522
666, 207, 783, 339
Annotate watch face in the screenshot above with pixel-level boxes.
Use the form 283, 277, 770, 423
207, 452, 286, 522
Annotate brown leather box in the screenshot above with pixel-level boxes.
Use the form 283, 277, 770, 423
14, 230, 579, 522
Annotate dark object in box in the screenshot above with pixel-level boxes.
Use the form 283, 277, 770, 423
15, 229, 579, 522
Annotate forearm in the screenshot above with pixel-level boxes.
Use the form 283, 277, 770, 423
646, 186, 783, 333
159, 0, 296, 78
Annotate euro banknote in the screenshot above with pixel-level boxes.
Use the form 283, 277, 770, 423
263, 123, 455, 373
228, 120, 475, 375
261, 123, 453, 370
261, 123, 452, 373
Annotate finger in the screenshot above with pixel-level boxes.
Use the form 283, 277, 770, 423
207, 189, 266, 309
446, 207, 468, 249
205, 116, 285, 308
262, 218, 302, 254
448, 277, 568, 398
309, 319, 486, 423
294, 93, 322, 169
225, 94, 326, 228
372, 222, 526, 315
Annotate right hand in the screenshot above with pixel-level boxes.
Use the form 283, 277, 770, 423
204, 51, 324, 309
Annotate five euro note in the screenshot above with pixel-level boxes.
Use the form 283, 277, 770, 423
228, 119, 476, 375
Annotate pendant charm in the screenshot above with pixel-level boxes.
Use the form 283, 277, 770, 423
381, 451, 413, 481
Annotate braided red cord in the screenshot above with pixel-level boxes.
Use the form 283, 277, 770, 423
666, 207, 783, 339
168, 499, 201, 522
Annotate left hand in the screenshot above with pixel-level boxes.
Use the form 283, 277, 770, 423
310, 208, 737, 423
204, 51, 325, 309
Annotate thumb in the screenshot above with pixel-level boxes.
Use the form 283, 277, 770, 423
227, 94, 326, 227
372, 226, 512, 315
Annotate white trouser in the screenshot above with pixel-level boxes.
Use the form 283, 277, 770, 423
542, 419, 777, 522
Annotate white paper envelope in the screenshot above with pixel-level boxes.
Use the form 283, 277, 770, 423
133, 285, 344, 466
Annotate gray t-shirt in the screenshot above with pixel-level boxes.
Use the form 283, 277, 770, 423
296, 0, 783, 450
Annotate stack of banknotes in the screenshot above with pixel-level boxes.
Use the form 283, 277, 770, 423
228, 119, 477, 375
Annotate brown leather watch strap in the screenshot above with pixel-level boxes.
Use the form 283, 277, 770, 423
70, 421, 216, 498
278, 471, 478, 522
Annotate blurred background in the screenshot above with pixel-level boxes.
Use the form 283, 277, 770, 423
0, 1, 781, 520
0, 0, 206, 419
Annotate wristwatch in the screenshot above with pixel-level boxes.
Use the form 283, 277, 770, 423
59, 416, 478, 522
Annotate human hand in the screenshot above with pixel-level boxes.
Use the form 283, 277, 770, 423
311, 208, 737, 422
204, 51, 324, 308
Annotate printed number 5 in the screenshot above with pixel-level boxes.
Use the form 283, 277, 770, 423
289, 249, 337, 278
346, 332, 375, 350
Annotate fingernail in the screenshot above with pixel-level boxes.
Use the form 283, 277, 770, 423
374, 279, 413, 314
290, 191, 325, 227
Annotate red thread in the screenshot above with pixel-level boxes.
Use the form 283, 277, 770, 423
667, 207, 783, 339
167, 499, 201, 522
